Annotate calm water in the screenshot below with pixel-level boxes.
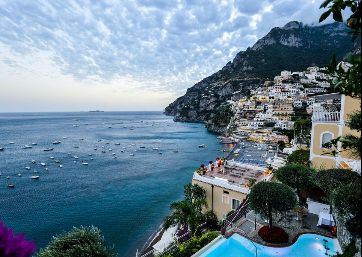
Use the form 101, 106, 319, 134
0, 112, 224, 257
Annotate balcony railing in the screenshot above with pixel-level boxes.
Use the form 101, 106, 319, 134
312, 111, 341, 122
312, 103, 341, 123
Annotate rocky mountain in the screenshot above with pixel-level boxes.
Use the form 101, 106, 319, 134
164, 21, 358, 133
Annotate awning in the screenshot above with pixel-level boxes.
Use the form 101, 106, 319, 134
317, 212, 335, 227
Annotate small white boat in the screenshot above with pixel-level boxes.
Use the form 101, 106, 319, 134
115, 143, 120, 145
55, 160, 60, 163
112, 153, 116, 155
62, 136, 67, 139
74, 156, 79, 159
31, 175, 40, 179
8, 184, 15, 188
153, 148, 158, 150
246, 154, 251, 157
9, 142, 15, 144
31, 143, 37, 145
88, 154, 92, 156
52, 141, 61, 145
40, 163, 46, 166
73, 146, 79, 148
82, 162, 88, 165
43, 148, 54, 151
50, 156, 54, 159
59, 165, 63, 168
0, 147, 4, 151
23, 145, 32, 149
25, 166, 31, 170
129, 153, 134, 156
44, 167, 48, 171
18, 173, 22, 177
31, 160, 36, 164
90, 158, 94, 160
94, 148, 98, 150
6, 176, 10, 179
108, 149, 112, 151
73, 125, 79, 127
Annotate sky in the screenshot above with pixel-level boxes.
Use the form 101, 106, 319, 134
0, 0, 333, 112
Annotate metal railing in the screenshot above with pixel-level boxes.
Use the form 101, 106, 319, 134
223, 198, 250, 230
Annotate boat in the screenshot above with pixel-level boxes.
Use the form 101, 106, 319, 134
234, 149, 241, 154
101, 150, 106, 153
246, 154, 251, 157
25, 166, 30, 170
40, 163, 46, 166
23, 145, 32, 149
82, 162, 88, 165
31, 160, 36, 164
62, 136, 67, 139
112, 153, 116, 155
88, 154, 92, 156
7, 184, 15, 188
9, 142, 14, 144
50, 156, 54, 159
43, 148, 54, 151
55, 160, 60, 163
0, 147, 4, 151
31, 143, 37, 145
31, 176, 40, 179
153, 148, 159, 150
52, 141, 61, 145
198, 144, 206, 148
74, 146, 79, 148
108, 149, 112, 151
115, 143, 121, 145
159, 152, 162, 155
59, 165, 63, 168
139, 146, 146, 148
129, 153, 134, 156
18, 173, 22, 177
94, 148, 98, 150
74, 156, 79, 159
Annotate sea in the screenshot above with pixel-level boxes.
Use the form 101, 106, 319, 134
0, 112, 228, 257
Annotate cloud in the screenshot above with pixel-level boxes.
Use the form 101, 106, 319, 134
0, 0, 332, 110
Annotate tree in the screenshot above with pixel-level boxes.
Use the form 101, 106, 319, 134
332, 178, 361, 237
277, 140, 286, 151
249, 182, 297, 229
275, 164, 315, 204
36, 226, 116, 257
319, 0, 361, 158
293, 119, 312, 147
314, 169, 360, 200
164, 184, 207, 236
286, 149, 311, 166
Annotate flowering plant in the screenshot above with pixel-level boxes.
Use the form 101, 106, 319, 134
0, 221, 36, 257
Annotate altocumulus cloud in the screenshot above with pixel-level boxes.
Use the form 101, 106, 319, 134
0, 0, 329, 96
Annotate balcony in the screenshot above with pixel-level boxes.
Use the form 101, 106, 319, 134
312, 103, 341, 123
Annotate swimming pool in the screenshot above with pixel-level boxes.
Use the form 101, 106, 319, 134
193, 233, 342, 257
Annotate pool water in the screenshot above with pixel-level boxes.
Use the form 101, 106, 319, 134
196, 233, 341, 257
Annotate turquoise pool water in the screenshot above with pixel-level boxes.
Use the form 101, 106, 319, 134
197, 233, 341, 257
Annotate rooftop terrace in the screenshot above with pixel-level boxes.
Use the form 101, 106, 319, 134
193, 161, 271, 193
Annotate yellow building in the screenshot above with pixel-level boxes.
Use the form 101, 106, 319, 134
310, 93, 361, 172
192, 162, 271, 220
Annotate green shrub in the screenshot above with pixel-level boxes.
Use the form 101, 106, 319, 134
159, 231, 219, 257
36, 226, 116, 257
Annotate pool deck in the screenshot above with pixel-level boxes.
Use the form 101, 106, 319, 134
226, 210, 334, 246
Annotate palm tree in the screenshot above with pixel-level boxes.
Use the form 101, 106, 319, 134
164, 184, 207, 236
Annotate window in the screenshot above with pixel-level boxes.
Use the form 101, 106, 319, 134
222, 194, 229, 204
231, 199, 241, 210
321, 132, 333, 148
